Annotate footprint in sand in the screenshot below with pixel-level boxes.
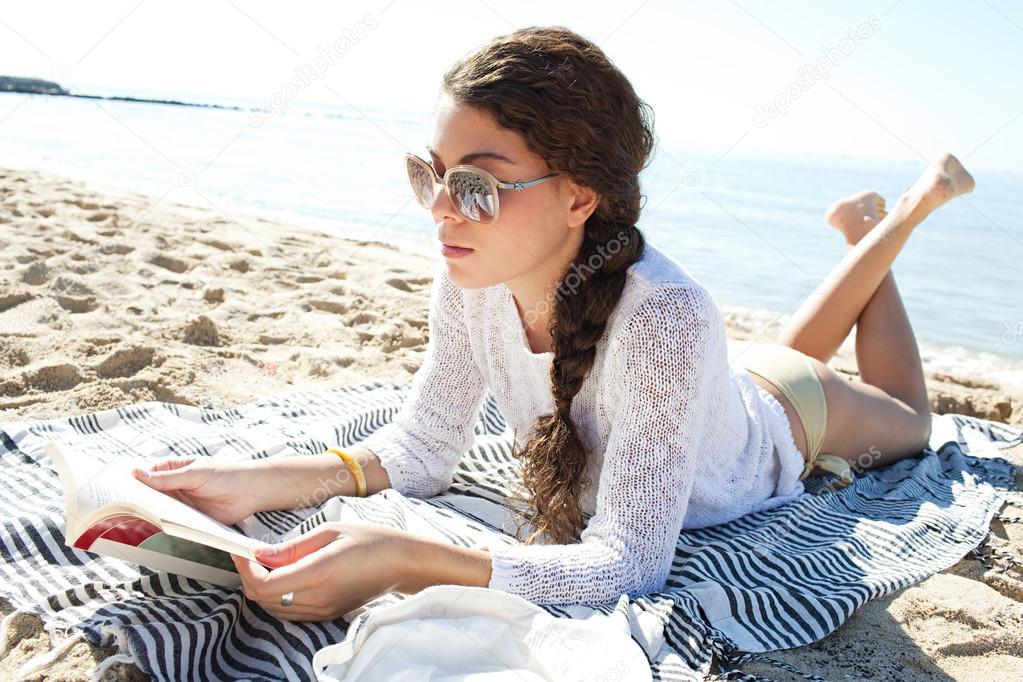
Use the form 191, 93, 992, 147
258, 334, 289, 345
95, 346, 156, 379
182, 315, 220, 346
47, 274, 96, 300
385, 278, 414, 292
66, 198, 100, 211
0, 292, 35, 312
54, 295, 99, 314
347, 311, 377, 326
199, 239, 239, 251
0, 339, 30, 370
62, 228, 98, 244
148, 254, 190, 274
111, 378, 190, 405
23, 363, 83, 392
385, 277, 432, 293
228, 258, 250, 273
309, 300, 349, 315
100, 241, 135, 255
404, 316, 428, 330
22, 262, 49, 285
382, 331, 427, 352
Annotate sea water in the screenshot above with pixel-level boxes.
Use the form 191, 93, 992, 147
1, 90, 1020, 388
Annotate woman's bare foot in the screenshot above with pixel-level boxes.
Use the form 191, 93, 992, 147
826, 190, 888, 246
904, 152, 976, 215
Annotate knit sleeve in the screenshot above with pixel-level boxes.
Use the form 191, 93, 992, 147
358, 264, 487, 498
484, 283, 715, 605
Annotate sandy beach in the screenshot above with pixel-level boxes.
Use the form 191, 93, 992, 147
1, 167, 1020, 680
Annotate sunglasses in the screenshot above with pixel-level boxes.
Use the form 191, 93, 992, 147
404, 152, 559, 224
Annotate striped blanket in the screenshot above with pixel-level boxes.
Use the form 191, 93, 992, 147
1, 381, 1019, 681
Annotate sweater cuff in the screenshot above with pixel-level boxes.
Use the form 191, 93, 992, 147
484, 542, 532, 595
359, 427, 439, 499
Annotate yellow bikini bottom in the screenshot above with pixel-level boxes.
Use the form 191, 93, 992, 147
739, 343, 855, 489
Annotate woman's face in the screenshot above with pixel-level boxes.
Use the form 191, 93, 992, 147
425, 92, 596, 291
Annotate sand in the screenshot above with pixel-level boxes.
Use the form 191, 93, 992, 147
1, 167, 1020, 680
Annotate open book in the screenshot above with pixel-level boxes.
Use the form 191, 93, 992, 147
46, 441, 269, 588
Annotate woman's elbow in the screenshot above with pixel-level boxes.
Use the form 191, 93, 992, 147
623, 557, 670, 598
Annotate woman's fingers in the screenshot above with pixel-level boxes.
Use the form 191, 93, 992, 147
132, 459, 207, 492
254, 525, 342, 568
233, 543, 340, 606
150, 457, 197, 472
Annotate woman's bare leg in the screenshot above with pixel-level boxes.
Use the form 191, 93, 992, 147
813, 195, 931, 467
821, 191, 929, 418
771, 153, 976, 470
776, 153, 975, 365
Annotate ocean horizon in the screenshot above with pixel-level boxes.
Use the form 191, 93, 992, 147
2, 88, 1021, 388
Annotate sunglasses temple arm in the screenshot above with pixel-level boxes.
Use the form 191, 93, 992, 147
495, 173, 558, 191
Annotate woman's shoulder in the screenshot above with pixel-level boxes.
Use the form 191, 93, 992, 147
597, 242, 726, 383
613, 241, 718, 327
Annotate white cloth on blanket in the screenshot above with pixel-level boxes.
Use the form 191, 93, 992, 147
360, 241, 810, 606
312, 585, 652, 682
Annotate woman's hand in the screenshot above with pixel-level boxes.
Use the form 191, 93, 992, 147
232, 521, 415, 621
132, 458, 263, 525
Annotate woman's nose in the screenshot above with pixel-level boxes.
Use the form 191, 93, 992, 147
429, 182, 463, 224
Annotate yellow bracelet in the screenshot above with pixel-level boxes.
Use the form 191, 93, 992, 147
326, 448, 367, 498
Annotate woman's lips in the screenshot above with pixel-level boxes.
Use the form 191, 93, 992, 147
440, 243, 474, 258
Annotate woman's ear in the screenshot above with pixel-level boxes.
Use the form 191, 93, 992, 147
565, 179, 600, 229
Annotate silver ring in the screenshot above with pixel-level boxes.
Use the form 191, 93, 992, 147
280, 591, 294, 607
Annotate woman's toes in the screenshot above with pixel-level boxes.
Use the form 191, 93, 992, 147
826, 189, 884, 244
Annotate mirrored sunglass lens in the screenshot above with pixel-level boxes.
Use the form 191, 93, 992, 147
406, 158, 434, 207
448, 170, 496, 223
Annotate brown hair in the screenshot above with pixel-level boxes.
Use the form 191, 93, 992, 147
442, 26, 655, 544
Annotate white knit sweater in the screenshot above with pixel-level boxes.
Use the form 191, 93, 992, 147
360, 241, 809, 605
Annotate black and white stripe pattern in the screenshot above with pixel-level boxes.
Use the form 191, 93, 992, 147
1, 382, 1019, 681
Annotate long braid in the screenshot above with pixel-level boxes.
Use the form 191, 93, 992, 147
512, 226, 645, 544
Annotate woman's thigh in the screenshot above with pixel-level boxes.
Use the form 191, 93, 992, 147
806, 355, 932, 470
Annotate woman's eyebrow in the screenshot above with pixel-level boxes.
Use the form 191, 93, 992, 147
425, 144, 515, 165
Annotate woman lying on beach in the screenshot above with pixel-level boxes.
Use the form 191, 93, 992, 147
134, 26, 975, 621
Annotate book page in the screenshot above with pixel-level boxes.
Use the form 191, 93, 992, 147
45, 441, 262, 556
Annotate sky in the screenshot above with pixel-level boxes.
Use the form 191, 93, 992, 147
2, 0, 1022, 172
